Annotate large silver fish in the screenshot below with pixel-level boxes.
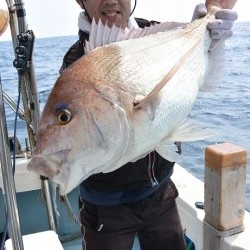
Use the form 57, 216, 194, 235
28, 0, 237, 194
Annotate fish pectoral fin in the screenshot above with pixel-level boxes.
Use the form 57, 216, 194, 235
134, 43, 199, 111
133, 94, 158, 120
133, 69, 178, 110
167, 118, 216, 142
133, 94, 145, 106
155, 143, 180, 163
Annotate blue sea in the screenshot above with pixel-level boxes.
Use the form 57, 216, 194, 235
0, 22, 249, 211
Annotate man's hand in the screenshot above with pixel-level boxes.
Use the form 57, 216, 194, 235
192, 3, 238, 40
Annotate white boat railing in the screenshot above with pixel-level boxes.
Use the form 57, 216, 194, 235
0, 76, 24, 250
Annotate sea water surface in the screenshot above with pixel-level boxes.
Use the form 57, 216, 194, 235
0, 22, 249, 211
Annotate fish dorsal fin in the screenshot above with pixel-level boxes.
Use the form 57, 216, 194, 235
84, 19, 186, 54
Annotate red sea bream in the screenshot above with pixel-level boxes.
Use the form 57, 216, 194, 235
28, 0, 237, 194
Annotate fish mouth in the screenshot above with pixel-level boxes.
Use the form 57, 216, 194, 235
27, 149, 70, 179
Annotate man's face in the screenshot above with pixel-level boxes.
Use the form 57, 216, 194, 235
80, 0, 131, 28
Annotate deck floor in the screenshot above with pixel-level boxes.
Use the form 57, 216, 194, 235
63, 237, 140, 250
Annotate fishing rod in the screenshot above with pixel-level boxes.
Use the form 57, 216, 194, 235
3, 0, 56, 241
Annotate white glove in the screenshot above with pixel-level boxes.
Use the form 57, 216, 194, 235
192, 3, 238, 40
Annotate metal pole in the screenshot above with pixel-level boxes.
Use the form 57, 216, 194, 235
5, 0, 57, 232
3, 90, 25, 120
42, 178, 56, 231
0, 77, 24, 250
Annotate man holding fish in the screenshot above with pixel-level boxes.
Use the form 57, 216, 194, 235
37, 0, 238, 249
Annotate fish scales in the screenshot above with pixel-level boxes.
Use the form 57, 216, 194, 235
98, 20, 210, 148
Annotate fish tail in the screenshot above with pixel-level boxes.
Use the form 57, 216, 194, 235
205, 0, 237, 9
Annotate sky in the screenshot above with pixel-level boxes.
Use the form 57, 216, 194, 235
0, 0, 249, 41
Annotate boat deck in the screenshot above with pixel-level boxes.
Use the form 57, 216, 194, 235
62, 238, 140, 250
1, 162, 250, 250
62, 238, 81, 250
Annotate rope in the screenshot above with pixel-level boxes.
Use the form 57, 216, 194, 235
64, 194, 81, 227
203, 220, 244, 237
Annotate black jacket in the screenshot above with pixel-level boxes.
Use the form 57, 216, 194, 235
60, 18, 177, 192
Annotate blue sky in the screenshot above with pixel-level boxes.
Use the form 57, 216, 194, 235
1, 0, 249, 41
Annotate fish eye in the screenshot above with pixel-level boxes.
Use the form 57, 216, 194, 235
57, 109, 71, 125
